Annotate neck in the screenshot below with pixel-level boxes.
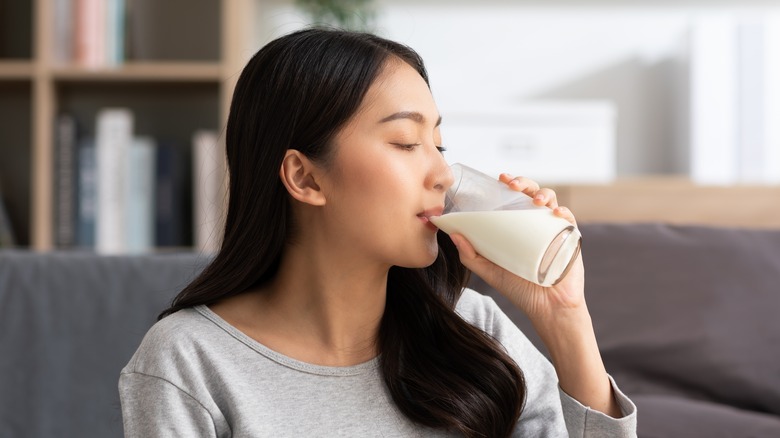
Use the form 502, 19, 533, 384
254, 235, 389, 366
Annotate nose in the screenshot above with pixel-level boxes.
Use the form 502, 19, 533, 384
431, 150, 454, 193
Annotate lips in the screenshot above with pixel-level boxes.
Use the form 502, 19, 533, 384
417, 206, 444, 220
417, 206, 444, 230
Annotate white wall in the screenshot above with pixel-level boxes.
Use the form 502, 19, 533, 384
248, 1, 780, 178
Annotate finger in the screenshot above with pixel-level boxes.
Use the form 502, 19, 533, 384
503, 176, 540, 196
532, 188, 558, 209
553, 205, 578, 226
450, 234, 498, 275
499, 173, 515, 184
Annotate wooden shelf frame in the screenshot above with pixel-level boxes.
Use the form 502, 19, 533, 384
49, 62, 224, 82
0, 61, 35, 79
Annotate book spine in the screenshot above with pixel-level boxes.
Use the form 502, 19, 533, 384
76, 0, 106, 68
77, 139, 97, 248
125, 136, 156, 253
192, 130, 222, 253
155, 144, 184, 247
96, 108, 134, 254
105, 0, 125, 66
0, 190, 16, 248
53, 0, 74, 64
55, 114, 78, 248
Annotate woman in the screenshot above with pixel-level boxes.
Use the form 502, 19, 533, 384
119, 28, 637, 437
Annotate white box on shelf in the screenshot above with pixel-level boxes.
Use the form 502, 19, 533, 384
440, 101, 616, 184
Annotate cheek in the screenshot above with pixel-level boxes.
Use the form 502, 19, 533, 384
335, 158, 413, 203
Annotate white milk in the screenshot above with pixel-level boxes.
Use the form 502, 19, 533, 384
431, 210, 581, 286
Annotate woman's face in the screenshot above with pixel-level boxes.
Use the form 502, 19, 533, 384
319, 58, 454, 269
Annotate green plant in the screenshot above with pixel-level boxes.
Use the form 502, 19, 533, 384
295, 0, 376, 31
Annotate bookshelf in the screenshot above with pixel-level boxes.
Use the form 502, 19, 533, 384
0, 0, 253, 251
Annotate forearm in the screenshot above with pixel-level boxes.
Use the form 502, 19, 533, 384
531, 305, 623, 418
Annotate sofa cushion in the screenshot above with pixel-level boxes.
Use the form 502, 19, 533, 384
0, 250, 210, 438
471, 223, 780, 417
632, 394, 780, 438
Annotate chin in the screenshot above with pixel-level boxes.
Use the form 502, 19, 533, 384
414, 245, 441, 268
394, 243, 440, 269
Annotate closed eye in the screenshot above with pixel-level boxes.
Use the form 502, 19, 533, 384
392, 143, 421, 151
436, 145, 447, 154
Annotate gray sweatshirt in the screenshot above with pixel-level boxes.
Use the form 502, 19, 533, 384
119, 288, 637, 437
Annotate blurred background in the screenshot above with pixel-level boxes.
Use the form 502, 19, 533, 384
260, 0, 780, 184
2, 0, 780, 253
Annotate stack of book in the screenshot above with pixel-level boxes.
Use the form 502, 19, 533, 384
54, 110, 221, 254
53, 0, 126, 67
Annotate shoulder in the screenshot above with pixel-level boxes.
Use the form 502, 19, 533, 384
454, 288, 505, 334
454, 288, 541, 360
123, 307, 218, 376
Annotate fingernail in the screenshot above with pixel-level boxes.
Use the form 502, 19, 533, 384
534, 194, 544, 201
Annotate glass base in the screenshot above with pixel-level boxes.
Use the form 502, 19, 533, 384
538, 226, 581, 286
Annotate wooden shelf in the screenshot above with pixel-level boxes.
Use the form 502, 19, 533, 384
0, 61, 35, 79
50, 62, 224, 82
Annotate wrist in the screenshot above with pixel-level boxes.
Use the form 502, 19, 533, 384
528, 299, 592, 341
538, 310, 594, 359
530, 305, 621, 417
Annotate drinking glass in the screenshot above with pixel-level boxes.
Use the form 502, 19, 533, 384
431, 163, 581, 286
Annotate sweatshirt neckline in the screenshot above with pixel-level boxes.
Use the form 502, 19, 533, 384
193, 305, 380, 377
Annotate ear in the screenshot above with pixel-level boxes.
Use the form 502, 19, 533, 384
279, 150, 326, 206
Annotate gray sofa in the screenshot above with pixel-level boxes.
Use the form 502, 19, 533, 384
2, 223, 780, 437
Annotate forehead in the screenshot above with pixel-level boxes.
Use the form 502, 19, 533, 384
356, 59, 437, 120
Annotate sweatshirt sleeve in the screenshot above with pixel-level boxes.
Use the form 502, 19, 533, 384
559, 375, 637, 437
119, 371, 222, 438
456, 289, 637, 437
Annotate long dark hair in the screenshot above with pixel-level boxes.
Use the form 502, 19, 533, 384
161, 28, 525, 437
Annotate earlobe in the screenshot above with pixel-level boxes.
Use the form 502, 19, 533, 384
279, 150, 326, 206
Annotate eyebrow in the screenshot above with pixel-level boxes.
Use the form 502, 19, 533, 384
379, 111, 442, 127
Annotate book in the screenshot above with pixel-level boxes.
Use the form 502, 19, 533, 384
96, 108, 134, 254
52, 0, 74, 65
77, 139, 97, 247
54, 113, 78, 248
105, 0, 125, 66
0, 189, 16, 248
125, 136, 156, 253
155, 143, 185, 247
192, 130, 223, 253
75, 0, 106, 68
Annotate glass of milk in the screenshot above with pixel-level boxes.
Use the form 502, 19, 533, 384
430, 163, 581, 287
